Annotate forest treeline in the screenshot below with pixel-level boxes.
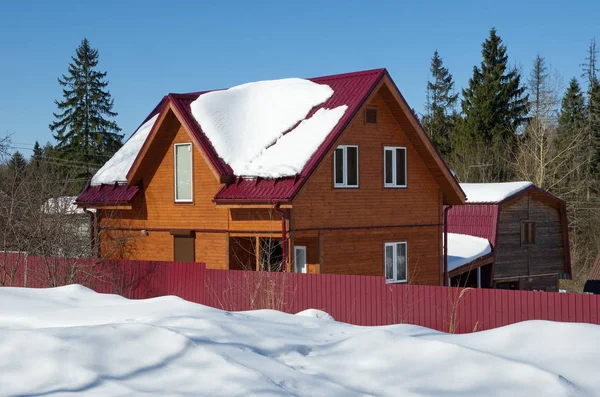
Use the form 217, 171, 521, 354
422, 28, 600, 290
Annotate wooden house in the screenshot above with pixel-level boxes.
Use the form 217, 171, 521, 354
76, 69, 465, 285
447, 182, 571, 291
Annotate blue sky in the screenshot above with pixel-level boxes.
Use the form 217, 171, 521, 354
1, 0, 598, 158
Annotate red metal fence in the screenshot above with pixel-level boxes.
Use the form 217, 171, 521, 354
2, 252, 599, 333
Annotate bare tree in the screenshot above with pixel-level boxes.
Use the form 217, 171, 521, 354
0, 150, 138, 287
515, 57, 571, 190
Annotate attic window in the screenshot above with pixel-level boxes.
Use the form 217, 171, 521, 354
365, 108, 378, 124
521, 221, 536, 245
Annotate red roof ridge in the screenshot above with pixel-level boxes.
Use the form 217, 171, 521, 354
309, 68, 387, 82
168, 68, 387, 98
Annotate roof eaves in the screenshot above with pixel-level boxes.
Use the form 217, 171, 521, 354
124, 98, 170, 184
497, 184, 566, 207
448, 251, 494, 278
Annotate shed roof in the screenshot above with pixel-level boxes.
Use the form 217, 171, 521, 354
447, 204, 499, 246
461, 182, 533, 203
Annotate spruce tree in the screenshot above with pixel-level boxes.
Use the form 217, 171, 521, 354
556, 78, 586, 192
580, 39, 600, 188
455, 28, 529, 181
30, 141, 43, 169
8, 151, 27, 176
558, 78, 586, 133
529, 55, 551, 123
580, 39, 600, 178
49, 38, 122, 180
581, 38, 598, 89
422, 50, 459, 155
459, 28, 529, 145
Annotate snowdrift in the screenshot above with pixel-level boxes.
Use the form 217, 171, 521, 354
0, 285, 598, 396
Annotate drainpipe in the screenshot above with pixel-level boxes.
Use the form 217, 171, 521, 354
443, 205, 452, 286
273, 202, 288, 272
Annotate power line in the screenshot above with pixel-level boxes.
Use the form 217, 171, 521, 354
11, 145, 114, 160
9, 147, 106, 168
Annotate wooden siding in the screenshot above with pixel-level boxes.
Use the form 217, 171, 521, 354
494, 191, 566, 286
315, 226, 440, 285
98, 91, 444, 284
292, 90, 442, 284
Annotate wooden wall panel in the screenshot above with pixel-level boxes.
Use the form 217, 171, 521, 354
291, 91, 442, 284
495, 197, 529, 278
527, 193, 565, 276
229, 208, 283, 233
319, 226, 441, 285
141, 113, 228, 230
195, 232, 228, 270
292, 92, 441, 231
495, 192, 567, 282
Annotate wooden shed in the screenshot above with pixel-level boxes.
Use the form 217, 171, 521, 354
447, 182, 571, 292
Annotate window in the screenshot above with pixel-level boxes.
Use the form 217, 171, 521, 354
174, 143, 193, 202
521, 221, 536, 245
384, 147, 407, 187
334, 145, 359, 187
365, 108, 378, 124
385, 242, 407, 283
260, 239, 283, 272
496, 280, 519, 290
294, 246, 307, 274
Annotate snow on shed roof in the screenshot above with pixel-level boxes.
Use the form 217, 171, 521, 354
446, 233, 492, 272
460, 182, 533, 203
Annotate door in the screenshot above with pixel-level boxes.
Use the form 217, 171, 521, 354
172, 231, 195, 262
294, 246, 307, 273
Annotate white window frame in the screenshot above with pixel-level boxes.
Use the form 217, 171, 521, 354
384, 242, 408, 283
334, 145, 359, 188
294, 246, 307, 274
174, 143, 193, 203
384, 146, 407, 188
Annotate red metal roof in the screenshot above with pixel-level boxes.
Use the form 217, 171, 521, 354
215, 177, 303, 202
174, 69, 386, 202
447, 204, 499, 247
75, 184, 140, 206
80, 68, 463, 205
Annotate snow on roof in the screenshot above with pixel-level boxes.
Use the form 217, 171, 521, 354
242, 106, 347, 177
42, 196, 92, 215
446, 232, 492, 271
460, 181, 533, 203
190, 78, 344, 178
90, 114, 159, 186
1, 285, 599, 396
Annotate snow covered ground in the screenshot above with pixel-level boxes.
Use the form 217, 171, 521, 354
1, 286, 599, 396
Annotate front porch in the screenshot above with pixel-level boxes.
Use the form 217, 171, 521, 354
228, 235, 321, 274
